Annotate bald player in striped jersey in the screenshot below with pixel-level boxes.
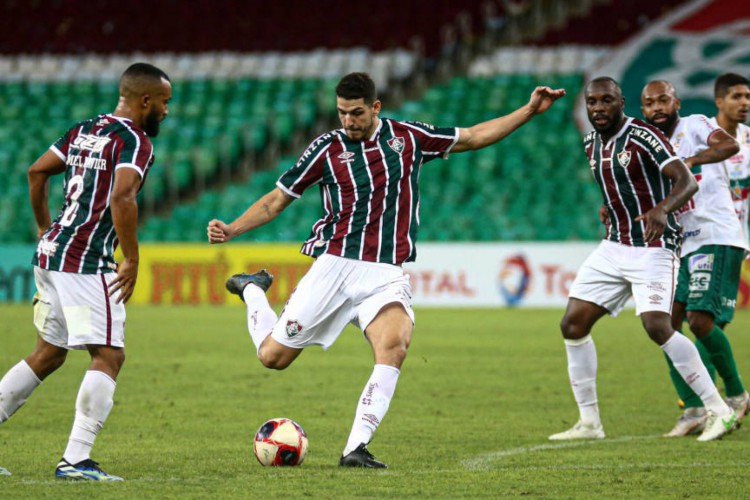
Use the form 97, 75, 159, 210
641, 76, 749, 437
549, 77, 738, 443
0, 63, 171, 480
208, 72, 565, 468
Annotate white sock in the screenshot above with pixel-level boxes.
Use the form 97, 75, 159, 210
564, 335, 601, 426
661, 333, 731, 415
343, 364, 400, 456
0, 360, 42, 423
63, 370, 116, 464
242, 284, 278, 353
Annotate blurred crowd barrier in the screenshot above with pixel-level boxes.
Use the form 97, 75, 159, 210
2, 244, 749, 309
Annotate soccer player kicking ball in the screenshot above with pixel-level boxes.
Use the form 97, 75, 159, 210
208, 72, 565, 467
549, 77, 737, 443
0, 63, 171, 480
641, 75, 750, 437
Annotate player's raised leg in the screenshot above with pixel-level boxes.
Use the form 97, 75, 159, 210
226, 270, 277, 351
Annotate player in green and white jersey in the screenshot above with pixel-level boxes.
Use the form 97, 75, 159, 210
713, 75, 750, 250
549, 77, 735, 443
641, 75, 749, 437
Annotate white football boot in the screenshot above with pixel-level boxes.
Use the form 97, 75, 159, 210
549, 420, 605, 440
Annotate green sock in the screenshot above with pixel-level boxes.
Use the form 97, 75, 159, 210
694, 337, 716, 382
698, 325, 746, 397
664, 331, 703, 408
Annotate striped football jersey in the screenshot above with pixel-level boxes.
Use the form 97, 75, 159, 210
277, 117, 458, 265
33, 114, 154, 274
585, 117, 681, 252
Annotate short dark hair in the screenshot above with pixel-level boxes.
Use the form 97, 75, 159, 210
335, 72, 376, 104
588, 76, 620, 90
715, 72, 749, 98
121, 62, 170, 83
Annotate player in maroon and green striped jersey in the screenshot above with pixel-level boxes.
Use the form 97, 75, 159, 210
550, 77, 737, 443
208, 72, 565, 467
0, 63, 171, 480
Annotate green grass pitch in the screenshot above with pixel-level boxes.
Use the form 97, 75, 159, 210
1, 304, 748, 498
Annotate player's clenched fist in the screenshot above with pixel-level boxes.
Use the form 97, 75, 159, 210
207, 219, 234, 244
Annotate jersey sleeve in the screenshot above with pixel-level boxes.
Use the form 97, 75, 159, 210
633, 124, 679, 171
276, 132, 331, 198
49, 125, 78, 161
401, 121, 459, 162
114, 131, 154, 179
686, 114, 719, 157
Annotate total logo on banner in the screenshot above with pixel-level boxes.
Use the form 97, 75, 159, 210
576, 0, 750, 127
404, 242, 591, 307
497, 255, 531, 306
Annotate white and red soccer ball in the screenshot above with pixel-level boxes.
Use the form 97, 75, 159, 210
253, 417, 309, 466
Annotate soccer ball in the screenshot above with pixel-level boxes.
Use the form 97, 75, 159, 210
253, 417, 309, 466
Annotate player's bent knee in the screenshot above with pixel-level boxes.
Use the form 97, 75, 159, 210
560, 315, 587, 339
258, 352, 291, 370
686, 312, 714, 338
373, 337, 409, 367
26, 343, 68, 379
643, 322, 673, 345
257, 342, 300, 370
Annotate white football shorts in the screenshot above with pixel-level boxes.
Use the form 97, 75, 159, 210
270, 254, 414, 350
568, 240, 679, 316
32, 266, 126, 350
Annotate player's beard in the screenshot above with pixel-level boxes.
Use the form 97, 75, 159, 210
649, 110, 679, 136
592, 109, 624, 137
144, 109, 162, 137
346, 116, 376, 141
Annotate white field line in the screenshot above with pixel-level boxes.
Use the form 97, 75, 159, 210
463, 434, 664, 470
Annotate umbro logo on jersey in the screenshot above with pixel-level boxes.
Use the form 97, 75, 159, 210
589, 159, 596, 169
338, 151, 356, 163
72, 133, 112, 153
617, 150, 631, 167
387, 136, 405, 154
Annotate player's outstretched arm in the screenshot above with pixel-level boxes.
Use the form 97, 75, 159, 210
207, 187, 295, 244
684, 128, 739, 168
635, 159, 698, 242
28, 150, 66, 239
452, 86, 566, 153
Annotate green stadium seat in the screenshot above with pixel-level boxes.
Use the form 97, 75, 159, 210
0, 71, 600, 245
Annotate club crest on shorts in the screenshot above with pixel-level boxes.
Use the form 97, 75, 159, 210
286, 320, 303, 337
617, 150, 631, 167
387, 136, 405, 154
